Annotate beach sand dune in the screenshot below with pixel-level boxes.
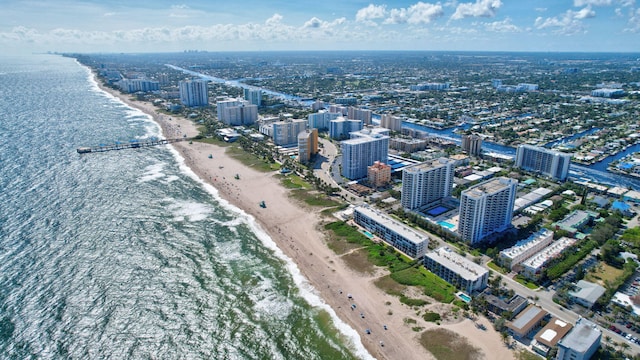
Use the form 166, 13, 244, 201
99, 83, 516, 360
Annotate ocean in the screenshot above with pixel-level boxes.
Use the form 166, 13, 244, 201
0, 55, 366, 359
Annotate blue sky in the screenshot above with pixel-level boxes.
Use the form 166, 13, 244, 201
1, 0, 639, 54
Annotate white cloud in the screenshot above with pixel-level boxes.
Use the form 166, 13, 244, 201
383, 2, 444, 24
574, 6, 596, 19
483, 17, 521, 32
624, 8, 640, 32
171, 4, 190, 9
573, 0, 611, 6
451, 0, 502, 20
356, 4, 387, 22
534, 8, 594, 34
303, 17, 323, 28
303, 17, 346, 29
265, 13, 283, 25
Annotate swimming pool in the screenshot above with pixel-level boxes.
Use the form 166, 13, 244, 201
363, 230, 374, 239
457, 292, 471, 302
437, 221, 455, 229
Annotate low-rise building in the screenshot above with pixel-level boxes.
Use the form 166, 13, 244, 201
521, 237, 577, 280
424, 246, 489, 295
481, 290, 528, 319
556, 318, 601, 360
532, 317, 573, 357
554, 210, 596, 237
506, 304, 548, 340
353, 205, 428, 259
498, 229, 554, 270
568, 280, 605, 309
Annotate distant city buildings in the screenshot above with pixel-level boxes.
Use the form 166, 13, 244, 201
423, 246, 489, 295
308, 110, 340, 131
354, 205, 429, 259
458, 177, 517, 245
461, 134, 483, 156
401, 158, 455, 211
179, 79, 208, 107
347, 107, 372, 125
410, 83, 450, 91
367, 161, 391, 188
329, 118, 363, 140
298, 128, 318, 164
243, 88, 262, 106
380, 114, 402, 132
515, 145, 572, 181
216, 98, 258, 126
341, 128, 389, 180
272, 119, 307, 146
117, 79, 159, 93
591, 88, 625, 98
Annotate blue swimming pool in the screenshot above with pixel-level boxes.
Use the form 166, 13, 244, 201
363, 231, 374, 239
437, 221, 455, 229
457, 292, 471, 302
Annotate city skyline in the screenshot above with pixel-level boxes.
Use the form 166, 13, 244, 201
1, 0, 640, 55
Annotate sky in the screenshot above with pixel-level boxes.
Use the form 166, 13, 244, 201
1, 0, 639, 54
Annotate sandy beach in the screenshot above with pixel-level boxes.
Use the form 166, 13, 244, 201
99, 83, 517, 360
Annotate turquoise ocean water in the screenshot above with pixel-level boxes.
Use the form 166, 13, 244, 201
0, 55, 369, 359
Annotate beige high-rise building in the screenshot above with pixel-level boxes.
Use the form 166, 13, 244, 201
298, 129, 318, 164
380, 114, 402, 132
367, 161, 391, 188
461, 134, 483, 156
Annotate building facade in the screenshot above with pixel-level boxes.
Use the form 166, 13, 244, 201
498, 229, 554, 270
458, 177, 518, 245
380, 114, 402, 132
556, 318, 601, 360
353, 205, 429, 259
308, 111, 340, 130
461, 134, 483, 156
216, 98, 258, 126
347, 107, 372, 125
179, 79, 208, 107
401, 158, 455, 211
341, 129, 389, 180
272, 119, 307, 146
243, 88, 262, 106
423, 246, 489, 295
298, 128, 318, 164
515, 145, 572, 181
329, 118, 363, 140
367, 161, 391, 188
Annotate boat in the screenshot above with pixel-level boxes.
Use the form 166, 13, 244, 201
259, 201, 266, 208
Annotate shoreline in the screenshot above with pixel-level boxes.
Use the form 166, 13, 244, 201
94, 79, 517, 360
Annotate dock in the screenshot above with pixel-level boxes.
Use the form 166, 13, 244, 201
77, 137, 193, 154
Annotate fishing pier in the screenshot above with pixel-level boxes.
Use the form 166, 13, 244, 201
77, 137, 193, 154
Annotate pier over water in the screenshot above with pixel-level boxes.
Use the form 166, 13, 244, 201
77, 137, 193, 154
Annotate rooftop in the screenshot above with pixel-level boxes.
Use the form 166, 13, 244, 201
404, 157, 454, 174
355, 205, 429, 246
558, 318, 601, 353
534, 318, 573, 347
462, 177, 516, 199
426, 246, 488, 281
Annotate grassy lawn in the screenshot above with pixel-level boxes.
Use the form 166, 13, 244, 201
391, 267, 456, 303
374, 275, 407, 296
225, 145, 280, 172
290, 189, 341, 207
341, 248, 377, 274
278, 174, 312, 189
487, 260, 507, 274
514, 274, 540, 289
585, 261, 625, 286
419, 328, 483, 360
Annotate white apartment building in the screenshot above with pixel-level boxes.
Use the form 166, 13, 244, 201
341, 128, 389, 180
272, 119, 307, 146
380, 114, 402, 132
521, 237, 576, 280
216, 98, 258, 126
458, 177, 518, 245
424, 246, 489, 295
499, 229, 554, 270
515, 145, 572, 181
179, 79, 208, 107
401, 158, 455, 211
354, 205, 429, 259
556, 318, 601, 360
